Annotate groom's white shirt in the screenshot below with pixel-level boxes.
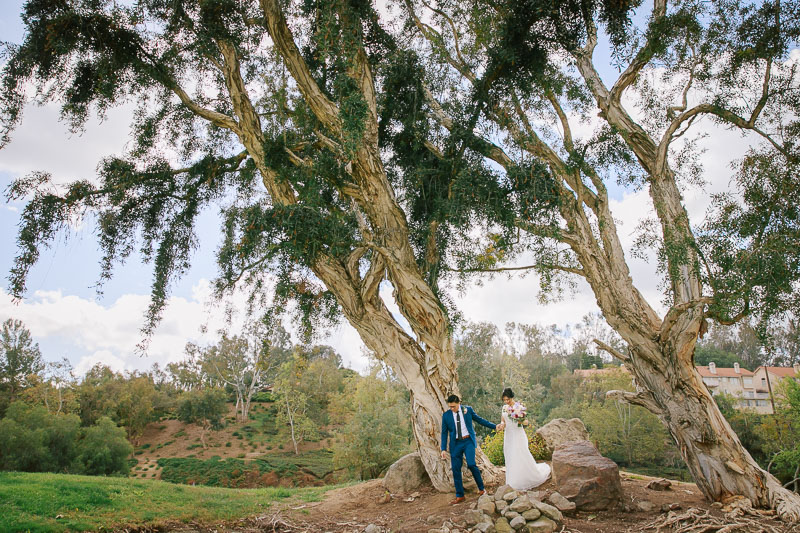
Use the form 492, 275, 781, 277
451, 409, 464, 437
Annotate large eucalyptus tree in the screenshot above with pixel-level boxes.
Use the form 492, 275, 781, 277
399, 0, 800, 519
0, 0, 552, 490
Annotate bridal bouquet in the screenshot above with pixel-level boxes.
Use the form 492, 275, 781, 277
504, 402, 529, 427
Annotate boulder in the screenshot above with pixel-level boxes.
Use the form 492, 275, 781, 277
495, 499, 508, 512
524, 516, 558, 533
509, 515, 527, 530
503, 490, 520, 502
382, 452, 431, 494
478, 494, 497, 515
546, 492, 576, 514
531, 500, 563, 522
495, 484, 514, 501
508, 498, 534, 513
520, 508, 542, 520
535, 418, 590, 453
552, 440, 622, 511
494, 517, 513, 533
646, 478, 672, 491
464, 509, 485, 527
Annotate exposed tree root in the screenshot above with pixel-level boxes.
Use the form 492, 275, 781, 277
630, 507, 787, 533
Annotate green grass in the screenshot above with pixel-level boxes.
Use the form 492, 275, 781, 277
0, 471, 336, 533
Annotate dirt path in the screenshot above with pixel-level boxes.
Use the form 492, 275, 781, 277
158, 472, 793, 533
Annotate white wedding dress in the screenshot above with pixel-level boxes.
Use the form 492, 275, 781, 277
502, 408, 551, 490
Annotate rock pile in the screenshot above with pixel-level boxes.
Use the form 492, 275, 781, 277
427, 485, 571, 533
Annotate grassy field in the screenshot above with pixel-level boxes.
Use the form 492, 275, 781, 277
0, 471, 336, 533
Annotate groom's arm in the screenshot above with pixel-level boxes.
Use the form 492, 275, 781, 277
469, 407, 499, 430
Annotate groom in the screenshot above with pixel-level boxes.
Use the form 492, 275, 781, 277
440, 394, 504, 504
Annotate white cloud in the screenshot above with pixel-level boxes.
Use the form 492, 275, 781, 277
0, 102, 134, 185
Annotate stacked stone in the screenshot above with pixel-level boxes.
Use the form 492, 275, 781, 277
426, 485, 571, 533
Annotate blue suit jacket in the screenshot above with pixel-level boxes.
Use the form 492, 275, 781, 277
441, 405, 497, 451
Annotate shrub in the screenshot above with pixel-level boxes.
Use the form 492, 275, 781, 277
481, 428, 551, 466
74, 416, 134, 475
0, 402, 81, 473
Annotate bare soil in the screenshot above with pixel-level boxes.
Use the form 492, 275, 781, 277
218, 471, 792, 533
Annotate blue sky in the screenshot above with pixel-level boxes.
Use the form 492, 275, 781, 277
0, 2, 769, 377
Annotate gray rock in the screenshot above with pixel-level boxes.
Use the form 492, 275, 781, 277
531, 500, 562, 522
509, 515, 527, 530
508, 497, 533, 513
477, 495, 496, 515
552, 440, 622, 511
662, 502, 681, 512
503, 490, 520, 502
504, 511, 520, 521
495, 499, 508, 512
546, 492, 576, 514
495, 484, 514, 501
646, 478, 672, 491
527, 491, 546, 502
428, 515, 440, 524
382, 452, 431, 494
636, 500, 657, 512
464, 509, 485, 527
494, 517, 513, 533
364, 525, 382, 533
535, 418, 590, 454
524, 516, 558, 533
520, 508, 542, 520
475, 518, 495, 533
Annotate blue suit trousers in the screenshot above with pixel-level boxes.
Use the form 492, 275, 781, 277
450, 437, 484, 497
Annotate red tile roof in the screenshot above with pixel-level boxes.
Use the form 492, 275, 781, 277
759, 367, 798, 378
696, 366, 754, 377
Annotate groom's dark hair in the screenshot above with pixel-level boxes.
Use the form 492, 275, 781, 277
446, 394, 460, 403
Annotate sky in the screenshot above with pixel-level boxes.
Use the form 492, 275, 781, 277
0, 2, 773, 378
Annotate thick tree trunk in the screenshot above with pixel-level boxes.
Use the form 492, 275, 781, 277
318, 267, 500, 491
598, 295, 800, 521
614, 341, 800, 521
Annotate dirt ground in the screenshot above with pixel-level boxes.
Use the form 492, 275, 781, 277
222, 471, 792, 533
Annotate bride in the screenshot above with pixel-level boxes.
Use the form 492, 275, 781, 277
500, 387, 551, 490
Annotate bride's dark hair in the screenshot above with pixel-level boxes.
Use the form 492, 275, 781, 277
501, 387, 514, 399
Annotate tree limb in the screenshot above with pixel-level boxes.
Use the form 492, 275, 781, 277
594, 339, 630, 362
606, 389, 661, 415
259, 0, 342, 132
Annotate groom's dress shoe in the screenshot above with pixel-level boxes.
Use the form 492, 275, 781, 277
477, 490, 486, 497
450, 496, 466, 505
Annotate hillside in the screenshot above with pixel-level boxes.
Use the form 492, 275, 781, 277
129, 400, 340, 487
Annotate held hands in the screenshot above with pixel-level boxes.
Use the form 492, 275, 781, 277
496, 422, 506, 431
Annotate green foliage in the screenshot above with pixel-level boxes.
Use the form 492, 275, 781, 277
0, 402, 131, 476
0, 402, 80, 473
0, 318, 44, 405
329, 370, 412, 480
481, 428, 552, 467
157, 451, 334, 487
177, 389, 227, 430
73, 417, 134, 476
